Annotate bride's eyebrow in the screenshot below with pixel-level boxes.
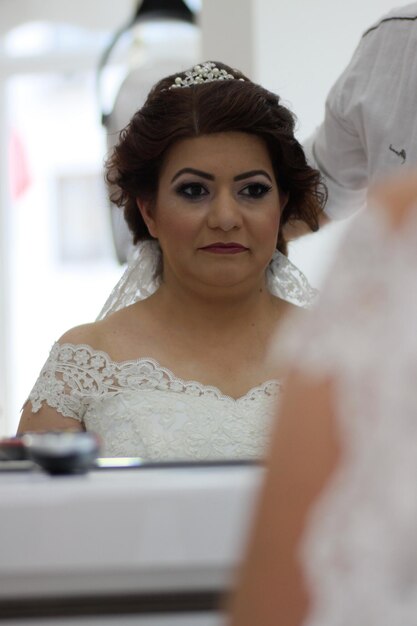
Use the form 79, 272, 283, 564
170, 168, 273, 183
234, 170, 273, 182
171, 168, 214, 183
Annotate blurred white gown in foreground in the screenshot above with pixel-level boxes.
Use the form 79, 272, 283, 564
285, 204, 417, 625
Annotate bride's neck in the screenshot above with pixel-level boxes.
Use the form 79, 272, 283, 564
147, 278, 276, 332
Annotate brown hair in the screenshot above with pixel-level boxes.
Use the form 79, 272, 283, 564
106, 61, 327, 255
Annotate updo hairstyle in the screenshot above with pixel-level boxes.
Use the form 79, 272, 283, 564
105, 61, 327, 255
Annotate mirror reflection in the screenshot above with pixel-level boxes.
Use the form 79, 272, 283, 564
0, 0, 397, 461
18, 58, 325, 460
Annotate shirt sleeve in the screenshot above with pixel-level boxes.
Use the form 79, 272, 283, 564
306, 4, 417, 220
304, 122, 367, 221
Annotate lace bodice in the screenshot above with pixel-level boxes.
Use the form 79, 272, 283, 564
276, 207, 417, 625
28, 343, 281, 460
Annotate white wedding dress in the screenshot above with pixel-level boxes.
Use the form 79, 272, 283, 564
279, 205, 417, 625
28, 344, 281, 460
27, 246, 316, 460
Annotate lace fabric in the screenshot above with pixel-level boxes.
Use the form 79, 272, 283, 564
275, 206, 417, 625
29, 342, 281, 460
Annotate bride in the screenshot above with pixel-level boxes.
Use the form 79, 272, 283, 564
18, 61, 326, 460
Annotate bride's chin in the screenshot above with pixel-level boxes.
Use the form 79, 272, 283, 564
192, 271, 265, 295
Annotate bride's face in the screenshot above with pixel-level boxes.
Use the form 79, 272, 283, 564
138, 131, 284, 294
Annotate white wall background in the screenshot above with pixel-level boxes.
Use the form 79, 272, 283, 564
0, 0, 402, 435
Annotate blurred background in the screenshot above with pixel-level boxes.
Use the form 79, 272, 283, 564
0, 0, 396, 435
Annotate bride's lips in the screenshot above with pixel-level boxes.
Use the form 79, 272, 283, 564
199, 242, 249, 254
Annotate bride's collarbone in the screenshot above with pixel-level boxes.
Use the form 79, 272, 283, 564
102, 329, 272, 387
154, 355, 276, 400
76, 320, 277, 398
95, 300, 282, 366
156, 338, 276, 396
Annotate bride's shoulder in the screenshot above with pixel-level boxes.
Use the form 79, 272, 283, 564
58, 322, 102, 350
57, 303, 145, 357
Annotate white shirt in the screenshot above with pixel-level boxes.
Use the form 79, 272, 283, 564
305, 3, 417, 220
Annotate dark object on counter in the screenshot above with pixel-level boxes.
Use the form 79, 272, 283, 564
0, 437, 28, 461
22, 432, 100, 475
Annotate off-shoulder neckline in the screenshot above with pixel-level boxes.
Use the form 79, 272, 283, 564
52, 341, 281, 403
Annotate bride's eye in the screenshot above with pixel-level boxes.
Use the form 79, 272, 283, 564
240, 182, 272, 199
176, 182, 208, 199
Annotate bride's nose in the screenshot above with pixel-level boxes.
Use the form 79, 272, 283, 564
207, 192, 242, 231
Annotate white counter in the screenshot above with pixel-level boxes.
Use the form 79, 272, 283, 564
0, 462, 263, 623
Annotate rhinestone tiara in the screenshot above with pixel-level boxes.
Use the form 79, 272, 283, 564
169, 61, 245, 89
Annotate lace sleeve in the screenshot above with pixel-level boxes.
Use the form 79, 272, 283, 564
273, 205, 417, 626
28, 343, 95, 421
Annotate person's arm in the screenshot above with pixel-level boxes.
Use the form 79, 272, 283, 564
285, 28, 372, 244
229, 371, 340, 626
305, 119, 368, 220
283, 118, 367, 242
